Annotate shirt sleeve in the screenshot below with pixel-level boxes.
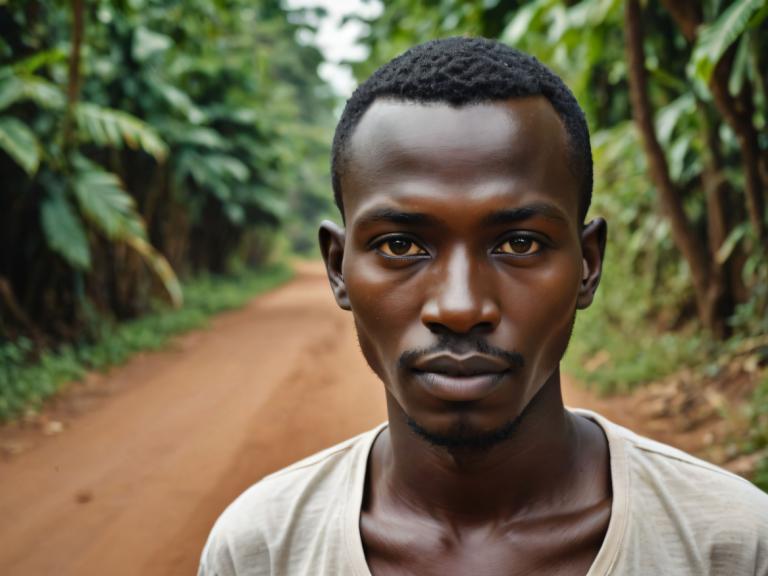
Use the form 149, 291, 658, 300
197, 506, 271, 576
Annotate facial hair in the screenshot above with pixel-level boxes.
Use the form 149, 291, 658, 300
401, 310, 577, 452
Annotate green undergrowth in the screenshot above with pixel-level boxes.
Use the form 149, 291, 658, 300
0, 263, 293, 422
564, 311, 709, 395
565, 298, 768, 492
745, 375, 768, 492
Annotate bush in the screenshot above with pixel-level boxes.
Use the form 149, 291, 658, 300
745, 375, 768, 491
0, 264, 292, 422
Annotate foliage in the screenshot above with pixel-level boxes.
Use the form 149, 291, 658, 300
689, 0, 767, 84
745, 375, 768, 490
0, 0, 336, 343
0, 263, 292, 422
0, 116, 40, 175
75, 103, 168, 160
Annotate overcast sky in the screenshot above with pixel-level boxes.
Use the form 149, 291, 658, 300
283, 0, 382, 98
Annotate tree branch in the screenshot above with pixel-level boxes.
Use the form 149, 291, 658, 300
62, 0, 84, 154
625, 0, 720, 332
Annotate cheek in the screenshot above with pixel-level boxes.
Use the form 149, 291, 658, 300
502, 255, 580, 362
343, 256, 423, 377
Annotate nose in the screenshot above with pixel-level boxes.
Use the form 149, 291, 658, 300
420, 247, 501, 335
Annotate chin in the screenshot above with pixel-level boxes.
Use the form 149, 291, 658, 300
406, 411, 525, 451
401, 375, 551, 451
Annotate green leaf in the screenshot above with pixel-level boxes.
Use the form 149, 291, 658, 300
71, 159, 145, 240
124, 235, 183, 308
728, 32, 751, 96
716, 223, 750, 264
667, 137, 692, 182
133, 26, 172, 62
655, 94, 695, 145
211, 154, 249, 182
0, 72, 65, 111
689, 0, 765, 83
40, 192, 91, 270
0, 74, 22, 111
70, 158, 181, 306
0, 117, 40, 175
75, 103, 168, 160
166, 124, 228, 149
501, 0, 554, 45
239, 185, 289, 220
153, 80, 206, 124
11, 49, 67, 74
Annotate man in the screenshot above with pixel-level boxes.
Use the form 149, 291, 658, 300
199, 37, 768, 575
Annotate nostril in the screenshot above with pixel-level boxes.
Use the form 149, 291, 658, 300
426, 320, 496, 337
425, 321, 444, 335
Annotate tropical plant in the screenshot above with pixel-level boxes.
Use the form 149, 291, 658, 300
0, 0, 335, 347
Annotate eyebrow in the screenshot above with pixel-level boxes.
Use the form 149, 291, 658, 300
480, 203, 568, 227
354, 207, 441, 228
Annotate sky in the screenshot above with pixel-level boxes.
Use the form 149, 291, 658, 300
283, 0, 383, 98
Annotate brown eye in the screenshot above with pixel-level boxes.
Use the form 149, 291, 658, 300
378, 238, 427, 257
495, 237, 540, 255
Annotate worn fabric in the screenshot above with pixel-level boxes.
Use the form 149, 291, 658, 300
198, 410, 768, 575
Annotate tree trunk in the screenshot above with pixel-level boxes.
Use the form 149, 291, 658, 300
625, 0, 727, 337
700, 105, 737, 334
659, 0, 700, 42
710, 53, 766, 244
62, 0, 84, 154
660, 0, 767, 244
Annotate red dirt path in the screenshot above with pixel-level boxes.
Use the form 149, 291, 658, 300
0, 262, 709, 575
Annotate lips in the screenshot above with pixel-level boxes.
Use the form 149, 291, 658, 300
410, 352, 513, 402
411, 352, 511, 376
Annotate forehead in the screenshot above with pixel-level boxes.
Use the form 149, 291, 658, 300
340, 97, 580, 223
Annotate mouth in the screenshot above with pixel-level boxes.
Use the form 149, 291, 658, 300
410, 352, 513, 402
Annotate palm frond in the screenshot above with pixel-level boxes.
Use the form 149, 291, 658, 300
71, 158, 181, 306
689, 0, 765, 83
0, 116, 41, 176
72, 157, 145, 240
124, 235, 183, 308
75, 103, 168, 161
40, 190, 91, 270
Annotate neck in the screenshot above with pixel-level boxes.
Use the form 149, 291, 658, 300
376, 370, 584, 523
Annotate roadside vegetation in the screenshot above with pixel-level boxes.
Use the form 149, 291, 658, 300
0, 263, 292, 421
0, 0, 336, 420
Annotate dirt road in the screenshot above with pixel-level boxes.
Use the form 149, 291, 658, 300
0, 263, 389, 575
0, 263, 714, 575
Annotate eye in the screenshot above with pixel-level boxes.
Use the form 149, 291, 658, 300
375, 237, 428, 258
493, 236, 541, 256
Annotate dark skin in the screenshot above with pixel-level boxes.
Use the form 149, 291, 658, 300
320, 97, 610, 575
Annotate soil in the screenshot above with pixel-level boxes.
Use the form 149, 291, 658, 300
0, 262, 754, 575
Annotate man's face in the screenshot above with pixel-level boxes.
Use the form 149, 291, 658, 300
322, 97, 604, 446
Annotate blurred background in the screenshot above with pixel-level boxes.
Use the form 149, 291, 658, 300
1, 0, 767, 574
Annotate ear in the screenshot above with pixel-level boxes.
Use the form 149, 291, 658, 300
319, 220, 351, 310
577, 218, 607, 310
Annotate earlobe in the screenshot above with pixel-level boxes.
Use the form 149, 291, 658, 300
319, 220, 351, 310
577, 218, 607, 310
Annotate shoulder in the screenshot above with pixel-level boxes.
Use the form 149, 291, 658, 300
198, 425, 384, 576
578, 409, 768, 533
623, 419, 767, 515
578, 410, 768, 572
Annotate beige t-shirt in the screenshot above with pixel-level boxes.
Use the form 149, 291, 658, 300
198, 410, 768, 575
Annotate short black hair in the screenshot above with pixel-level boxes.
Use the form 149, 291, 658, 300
331, 36, 593, 222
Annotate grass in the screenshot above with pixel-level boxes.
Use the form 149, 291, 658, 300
563, 309, 708, 395
745, 375, 768, 491
0, 263, 293, 422
564, 292, 768, 492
